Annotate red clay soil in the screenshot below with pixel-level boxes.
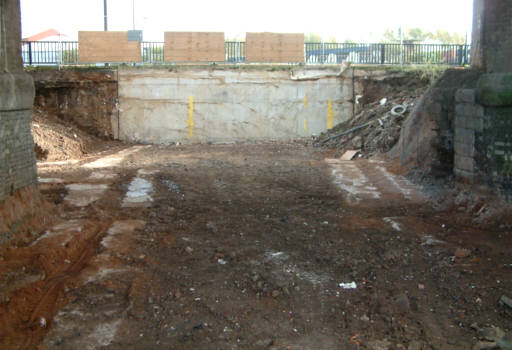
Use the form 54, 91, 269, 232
0, 143, 510, 350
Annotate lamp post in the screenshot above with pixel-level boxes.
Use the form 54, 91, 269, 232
104, 0, 108, 31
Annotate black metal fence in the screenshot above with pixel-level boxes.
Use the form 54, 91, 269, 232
305, 43, 470, 65
21, 40, 470, 66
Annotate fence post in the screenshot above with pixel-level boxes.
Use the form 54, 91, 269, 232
380, 43, 385, 64
28, 42, 33, 65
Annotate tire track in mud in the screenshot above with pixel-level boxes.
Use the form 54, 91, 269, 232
22, 221, 111, 349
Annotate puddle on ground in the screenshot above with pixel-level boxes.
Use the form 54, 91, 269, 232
122, 178, 153, 207
65, 184, 109, 207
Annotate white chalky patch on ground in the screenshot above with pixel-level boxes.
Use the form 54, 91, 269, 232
265, 251, 330, 286
101, 220, 146, 249
82, 146, 148, 169
376, 166, 413, 199
65, 183, 109, 207
137, 168, 157, 175
87, 171, 117, 180
38, 177, 64, 183
383, 217, 402, 231
31, 220, 83, 246
283, 264, 331, 286
122, 178, 153, 207
330, 166, 381, 203
85, 319, 122, 349
85, 267, 128, 284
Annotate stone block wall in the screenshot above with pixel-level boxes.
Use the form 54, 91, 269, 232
0, 0, 37, 202
454, 74, 512, 200
0, 110, 37, 199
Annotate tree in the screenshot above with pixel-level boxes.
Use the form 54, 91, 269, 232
406, 28, 432, 42
327, 36, 338, 43
433, 30, 465, 44
304, 32, 322, 43
381, 27, 464, 44
381, 28, 398, 43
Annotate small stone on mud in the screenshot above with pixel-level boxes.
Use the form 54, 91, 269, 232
367, 339, 391, 350
395, 293, 410, 313
272, 290, 280, 298
360, 314, 370, 322
185, 246, 194, 254
407, 341, 425, 350
455, 248, 471, 258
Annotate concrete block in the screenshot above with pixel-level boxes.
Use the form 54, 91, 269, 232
454, 114, 467, 129
454, 141, 475, 158
455, 128, 475, 146
454, 155, 475, 172
477, 73, 512, 107
468, 116, 484, 132
454, 168, 474, 180
455, 103, 485, 118
455, 89, 476, 104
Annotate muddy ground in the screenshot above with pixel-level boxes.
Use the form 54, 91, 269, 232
1, 142, 511, 350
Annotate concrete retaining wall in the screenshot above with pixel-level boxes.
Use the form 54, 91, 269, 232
117, 67, 354, 143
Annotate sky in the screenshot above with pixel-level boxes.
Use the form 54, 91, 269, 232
20, 0, 474, 42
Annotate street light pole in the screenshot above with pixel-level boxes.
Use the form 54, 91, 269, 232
132, 0, 135, 30
104, 0, 108, 31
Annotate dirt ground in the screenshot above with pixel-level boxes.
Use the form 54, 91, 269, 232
1, 142, 511, 350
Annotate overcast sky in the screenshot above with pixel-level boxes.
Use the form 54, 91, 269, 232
20, 0, 474, 42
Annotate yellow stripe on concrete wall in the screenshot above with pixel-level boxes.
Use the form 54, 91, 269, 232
327, 100, 333, 129
188, 96, 194, 138
303, 96, 308, 131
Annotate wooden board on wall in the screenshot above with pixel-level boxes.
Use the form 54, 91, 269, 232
164, 32, 225, 62
79, 31, 141, 63
246, 32, 304, 63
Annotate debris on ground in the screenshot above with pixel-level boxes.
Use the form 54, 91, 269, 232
31, 109, 113, 161
315, 88, 426, 157
471, 324, 512, 350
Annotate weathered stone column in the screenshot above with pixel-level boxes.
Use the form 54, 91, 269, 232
471, 0, 512, 73
0, 0, 37, 201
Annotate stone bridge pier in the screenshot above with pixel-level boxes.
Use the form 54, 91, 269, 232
453, 0, 512, 198
0, 0, 40, 240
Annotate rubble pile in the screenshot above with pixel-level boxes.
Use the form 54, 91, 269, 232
31, 109, 111, 161
317, 88, 427, 157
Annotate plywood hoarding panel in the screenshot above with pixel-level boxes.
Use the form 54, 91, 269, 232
79, 31, 141, 63
246, 32, 304, 63
164, 32, 225, 62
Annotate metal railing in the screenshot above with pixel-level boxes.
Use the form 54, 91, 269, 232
22, 41, 78, 65
305, 43, 470, 65
142, 42, 164, 63
21, 41, 471, 66
225, 41, 246, 63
